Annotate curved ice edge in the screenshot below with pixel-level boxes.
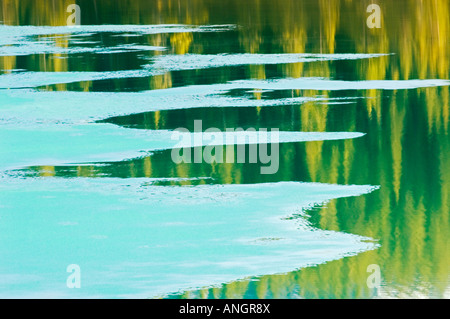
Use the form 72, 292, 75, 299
143, 53, 392, 72
0, 43, 167, 57
0, 88, 355, 125
230, 77, 450, 90
0, 124, 366, 171
0, 178, 380, 298
1, 70, 449, 90
2, 75, 448, 125
0, 24, 236, 37
160, 239, 381, 299
0, 24, 235, 57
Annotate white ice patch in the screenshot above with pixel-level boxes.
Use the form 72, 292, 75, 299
1, 70, 448, 90
0, 177, 379, 298
0, 24, 235, 56
0, 124, 365, 170
0, 88, 350, 126
144, 53, 392, 72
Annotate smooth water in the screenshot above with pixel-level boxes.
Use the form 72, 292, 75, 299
0, 0, 449, 298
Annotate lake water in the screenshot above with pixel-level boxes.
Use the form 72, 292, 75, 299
0, 0, 448, 298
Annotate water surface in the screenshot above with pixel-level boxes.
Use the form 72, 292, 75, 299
0, 0, 449, 299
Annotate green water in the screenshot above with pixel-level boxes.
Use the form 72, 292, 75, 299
0, 0, 449, 298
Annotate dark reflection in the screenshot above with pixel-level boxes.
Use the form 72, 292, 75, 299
1, 0, 449, 298
101, 105, 306, 132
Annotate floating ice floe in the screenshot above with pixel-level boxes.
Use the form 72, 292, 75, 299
0, 88, 352, 126
2, 75, 448, 126
0, 124, 366, 171
0, 24, 235, 56
0, 177, 379, 298
0, 53, 393, 87
144, 53, 392, 72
